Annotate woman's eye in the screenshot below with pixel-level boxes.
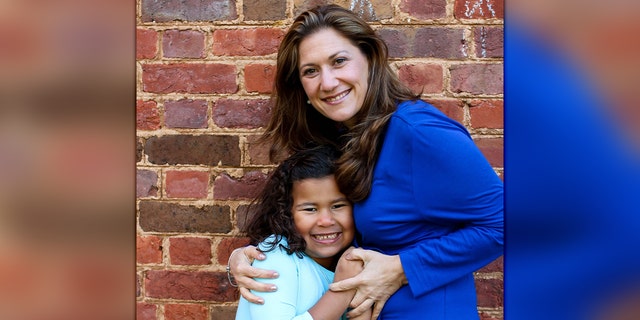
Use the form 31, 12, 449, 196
335, 57, 346, 65
302, 68, 317, 76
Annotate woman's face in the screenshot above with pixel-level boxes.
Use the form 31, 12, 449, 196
291, 175, 354, 269
298, 28, 369, 129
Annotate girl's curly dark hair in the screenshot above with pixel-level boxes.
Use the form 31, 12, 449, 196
242, 144, 342, 256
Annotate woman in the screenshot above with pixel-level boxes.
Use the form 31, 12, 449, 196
229, 4, 503, 319
235, 145, 370, 320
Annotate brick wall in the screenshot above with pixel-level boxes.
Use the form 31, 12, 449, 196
136, 0, 503, 319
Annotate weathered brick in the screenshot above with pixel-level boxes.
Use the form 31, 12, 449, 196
144, 135, 240, 166
137, 100, 161, 131
479, 312, 501, 320
139, 201, 232, 233
473, 137, 503, 168
377, 28, 410, 58
170, 237, 212, 265
164, 99, 208, 129
213, 99, 271, 129
214, 171, 267, 200
244, 63, 275, 94
162, 29, 206, 59
137, 169, 159, 198
400, 0, 446, 20
141, 0, 237, 22
165, 170, 209, 199
137, 28, 158, 59
165, 303, 208, 320
142, 63, 237, 94
212, 28, 284, 56
236, 205, 251, 231
210, 306, 238, 320
137, 235, 163, 264
243, 0, 286, 21
217, 237, 251, 265
469, 99, 503, 129
246, 135, 272, 165
414, 27, 467, 59
293, 0, 332, 17
145, 270, 238, 301
137, 302, 157, 320
424, 99, 465, 124
397, 63, 443, 94
475, 278, 503, 308
450, 63, 503, 95
454, 0, 504, 19
475, 26, 503, 58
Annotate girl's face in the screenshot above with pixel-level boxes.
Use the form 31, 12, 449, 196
298, 28, 369, 129
291, 175, 354, 269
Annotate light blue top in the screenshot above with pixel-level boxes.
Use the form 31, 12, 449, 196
235, 235, 346, 320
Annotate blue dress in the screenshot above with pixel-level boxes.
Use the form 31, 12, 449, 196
354, 100, 504, 319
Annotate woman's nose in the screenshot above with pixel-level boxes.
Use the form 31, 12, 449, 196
320, 69, 339, 92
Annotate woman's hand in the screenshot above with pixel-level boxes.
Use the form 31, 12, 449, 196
329, 248, 408, 319
228, 246, 279, 304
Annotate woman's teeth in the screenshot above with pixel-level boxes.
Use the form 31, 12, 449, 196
325, 90, 349, 102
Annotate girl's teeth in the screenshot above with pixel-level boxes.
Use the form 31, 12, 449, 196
315, 233, 338, 240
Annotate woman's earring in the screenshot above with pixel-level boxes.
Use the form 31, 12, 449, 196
306, 100, 311, 104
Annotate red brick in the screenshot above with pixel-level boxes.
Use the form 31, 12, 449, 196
170, 237, 212, 265
165, 170, 209, 199
214, 171, 267, 200
450, 63, 503, 95
137, 28, 158, 59
479, 312, 501, 320
246, 135, 272, 165
217, 237, 251, 265
165, 303, 208, 320
475, 26, 503, 58
162, 29, 206, 59
213, 99, 272, 129
139, 201, 232, 233
137, 100, 160, 131
475, 278, 503, 308
397, 63, 443, 94
164, 99, 208, 129
144, 270, 238, 301
137, 235, 163, 264
137, 169, 159, 198
210, 306, 238, 320
474, 137, 503, 168
400, 0, 446, 20
454, 0, 504, 19
212, 28, 284, 56
244, 63, 275, 93
137, 302, 157, 320
424, 99, 465, 124
142, 63, 237, 94
377, 28, 410, 58
469, 99, 503, 129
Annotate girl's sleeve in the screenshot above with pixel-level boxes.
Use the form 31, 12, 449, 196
246, 249, 313, 320
398, 115, 504, 297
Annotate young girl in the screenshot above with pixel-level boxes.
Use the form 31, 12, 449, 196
234, 145, 369, 320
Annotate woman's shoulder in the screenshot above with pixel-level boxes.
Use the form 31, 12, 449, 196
393, 99, 466, 131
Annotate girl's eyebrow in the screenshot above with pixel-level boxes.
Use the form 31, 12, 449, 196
299, 50, 349, 69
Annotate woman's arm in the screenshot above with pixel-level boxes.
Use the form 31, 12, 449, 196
228, 246, 280, 304
308, 247, 372, 320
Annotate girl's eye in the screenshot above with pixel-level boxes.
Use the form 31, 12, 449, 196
302, 207, 317, 212
332, 203, 348, 210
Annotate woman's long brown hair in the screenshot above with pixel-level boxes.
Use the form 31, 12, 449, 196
262, 4, 417, 201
